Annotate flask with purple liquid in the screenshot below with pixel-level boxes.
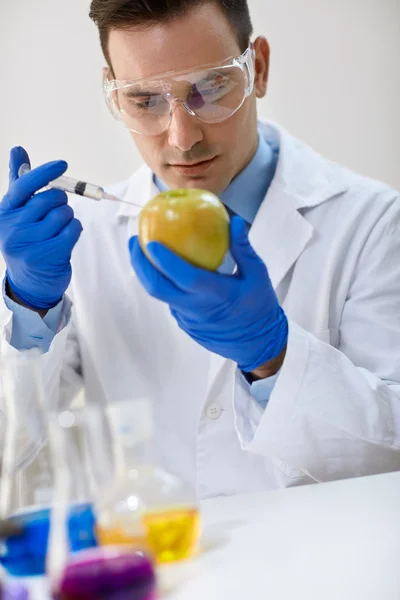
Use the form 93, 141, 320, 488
46, 411, 157, 600
52, 547, 157, 600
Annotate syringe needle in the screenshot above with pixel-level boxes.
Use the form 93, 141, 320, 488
102, 192, 141, 208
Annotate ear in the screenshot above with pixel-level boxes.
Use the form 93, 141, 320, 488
252, 36, 270, 99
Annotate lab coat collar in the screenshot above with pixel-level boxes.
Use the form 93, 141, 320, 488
258, 121, 348, 210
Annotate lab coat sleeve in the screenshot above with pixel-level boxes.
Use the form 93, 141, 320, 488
0, 279, 84, 465
233, 197, 400, 482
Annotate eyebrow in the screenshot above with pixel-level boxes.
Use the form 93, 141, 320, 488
122, 89, 160, 98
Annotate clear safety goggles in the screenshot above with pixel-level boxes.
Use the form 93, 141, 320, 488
103, 45, 255, 136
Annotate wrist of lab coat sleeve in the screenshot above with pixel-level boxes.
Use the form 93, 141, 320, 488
234, 319, 308, 451
240, 369, 281, 409
2, 276, 71, 352
235, 318, 400, 483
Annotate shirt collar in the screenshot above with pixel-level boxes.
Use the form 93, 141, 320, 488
219, 129, 277, 224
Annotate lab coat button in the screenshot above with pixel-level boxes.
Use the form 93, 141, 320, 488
206, 403, 223, 420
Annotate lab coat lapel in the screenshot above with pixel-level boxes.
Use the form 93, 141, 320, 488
249, 122, 349, 290
248, 184, 313, 290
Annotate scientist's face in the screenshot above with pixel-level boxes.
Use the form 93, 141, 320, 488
107, 2, 270, 195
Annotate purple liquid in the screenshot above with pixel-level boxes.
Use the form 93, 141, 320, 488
53, 548, 157, 600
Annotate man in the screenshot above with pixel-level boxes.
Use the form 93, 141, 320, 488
0, 0, 399, 496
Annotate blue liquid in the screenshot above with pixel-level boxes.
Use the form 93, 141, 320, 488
0, 503, 97, 577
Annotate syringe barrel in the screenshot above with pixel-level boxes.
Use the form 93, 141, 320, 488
49, 176, 104, 201
18, 164, 104, 201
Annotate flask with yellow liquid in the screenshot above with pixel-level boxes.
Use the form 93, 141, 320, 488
95, 399, 200, 564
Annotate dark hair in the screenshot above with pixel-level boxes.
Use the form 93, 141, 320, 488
89, 0, 253, 65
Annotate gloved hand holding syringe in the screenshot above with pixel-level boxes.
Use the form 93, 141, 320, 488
18, 163, 140, 207
0, 146, 142, 312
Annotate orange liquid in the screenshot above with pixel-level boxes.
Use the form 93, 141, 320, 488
96, 525, 145, 548
97, 506, 200, 564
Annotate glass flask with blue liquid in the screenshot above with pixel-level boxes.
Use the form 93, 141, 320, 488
0, 348, 97, 577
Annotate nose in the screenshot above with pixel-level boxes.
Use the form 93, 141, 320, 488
167, 101, 204, 152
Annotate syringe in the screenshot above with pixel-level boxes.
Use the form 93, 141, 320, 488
18, 163, 139, 207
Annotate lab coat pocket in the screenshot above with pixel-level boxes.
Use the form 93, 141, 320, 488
272, 457, 317, 487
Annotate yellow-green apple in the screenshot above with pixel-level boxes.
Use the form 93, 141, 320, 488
138, 189, 230, 271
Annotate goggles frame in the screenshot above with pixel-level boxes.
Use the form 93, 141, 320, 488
103, 44, 256, 135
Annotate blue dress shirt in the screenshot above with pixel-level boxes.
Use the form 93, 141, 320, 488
4, 128, 280, 408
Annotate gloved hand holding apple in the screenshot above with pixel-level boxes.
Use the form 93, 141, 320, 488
129, 188, 288, 374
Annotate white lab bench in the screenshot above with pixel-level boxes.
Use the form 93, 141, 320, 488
19, 470, 400, 599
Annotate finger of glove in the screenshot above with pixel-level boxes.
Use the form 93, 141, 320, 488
146, 241, 221, 294
11, 219, 82, 274
9, 146, 30, 186
23, 188, 69, 223
57, 217, 83, 256
24, 205, 75, 243
40, 217, 83, 261
2, 159, 68, 211
129, 236, 182, 303
229, 215, 265, 279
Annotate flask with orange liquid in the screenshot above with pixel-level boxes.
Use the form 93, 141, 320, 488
95, 399, 200, 564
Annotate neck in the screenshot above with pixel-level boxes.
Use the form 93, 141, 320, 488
231, 130, 259, 185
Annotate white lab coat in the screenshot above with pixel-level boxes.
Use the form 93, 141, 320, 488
1, 122, 400, 498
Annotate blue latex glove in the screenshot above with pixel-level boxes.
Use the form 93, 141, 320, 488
0, 147, 83, 310
129, 216, 288, 372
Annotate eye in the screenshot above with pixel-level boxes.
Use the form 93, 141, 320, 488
130, 97, 154, 109
135, 100, 152, 110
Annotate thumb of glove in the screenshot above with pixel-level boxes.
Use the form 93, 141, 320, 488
229, 215, 265, 278
9, 146, 30, 186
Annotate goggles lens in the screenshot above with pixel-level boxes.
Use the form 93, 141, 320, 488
105, 48, 254, 135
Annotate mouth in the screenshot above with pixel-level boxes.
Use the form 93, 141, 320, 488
168, 156, 218, 177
